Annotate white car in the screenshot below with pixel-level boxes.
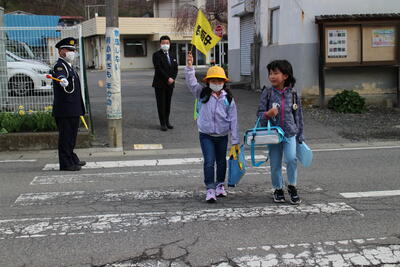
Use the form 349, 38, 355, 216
6, 51, 52, 96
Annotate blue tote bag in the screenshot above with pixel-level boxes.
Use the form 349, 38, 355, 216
228, 145, 247, 187
244, 117, 286, 167
296, 142, 313, 167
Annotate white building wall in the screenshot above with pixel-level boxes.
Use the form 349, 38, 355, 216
157, 0, 175, 17
229, 0, 400, 96
120, 38, 158, 69
267, 0, 400, 46
227, 0, 244, 81
228, 0, 241, 50
156, 0, 206, 18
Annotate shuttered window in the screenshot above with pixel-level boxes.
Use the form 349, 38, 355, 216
240, 15, 254, 76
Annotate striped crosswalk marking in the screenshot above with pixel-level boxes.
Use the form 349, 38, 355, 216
0, 159, 37, 163
31, 167, 275, 185
42, 155, 269, 170
0, 202, 355, 240
230, 237, 400, 267
14, 190, 194, 205
14, 186, 287, 206
340, 190, 400, 198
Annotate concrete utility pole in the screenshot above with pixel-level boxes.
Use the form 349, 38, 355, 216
252, 0, 261, 91
105, 0, 123, 148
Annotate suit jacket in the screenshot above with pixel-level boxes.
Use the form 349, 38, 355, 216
52, 58, 85, 117
152, 49, 178, 89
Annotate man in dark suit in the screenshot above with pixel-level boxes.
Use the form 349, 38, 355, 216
52, 37, 86, 171
152, 35, 178, 131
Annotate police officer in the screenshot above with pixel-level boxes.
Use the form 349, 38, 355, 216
52, 37, 86, 171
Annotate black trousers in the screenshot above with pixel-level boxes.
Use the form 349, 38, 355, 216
55, 117, 80, 169
154, 86, 174, 126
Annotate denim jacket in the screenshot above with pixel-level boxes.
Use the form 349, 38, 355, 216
256, 86, 305, 143
184, 66, 239, 145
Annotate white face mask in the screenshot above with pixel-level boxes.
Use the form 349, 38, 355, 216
64, 51, 75, 63
160, 44, 170, 51
209, 83, 224, 92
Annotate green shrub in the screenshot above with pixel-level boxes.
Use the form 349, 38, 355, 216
34, 112, 57, 132
0, 106, 57, 133
328, 90, 366, 113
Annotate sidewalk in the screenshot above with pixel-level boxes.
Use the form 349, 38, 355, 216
86, 69, 358, 149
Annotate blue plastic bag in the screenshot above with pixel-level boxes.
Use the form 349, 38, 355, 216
228, 144, 247, 187
296, 142, 313, 167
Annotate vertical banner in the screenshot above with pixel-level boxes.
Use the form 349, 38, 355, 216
105, 27, 122, 119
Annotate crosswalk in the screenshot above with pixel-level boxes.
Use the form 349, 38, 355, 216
2, 154, 400, 266
31, 167, 270, 185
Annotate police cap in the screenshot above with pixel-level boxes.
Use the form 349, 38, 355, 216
55, 37, 77, 50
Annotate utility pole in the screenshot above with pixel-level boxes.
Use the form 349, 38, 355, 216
252, 0, 261, 91
105, 0, 123, 149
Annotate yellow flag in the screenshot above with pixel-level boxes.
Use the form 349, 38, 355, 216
191, 10, 222, 56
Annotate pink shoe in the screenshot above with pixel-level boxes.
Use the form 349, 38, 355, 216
206, 189, 217, 203
216, 183, 227, 197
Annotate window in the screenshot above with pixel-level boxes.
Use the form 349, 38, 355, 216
270, 8, 280, 44
124, 39, 147, 57
6, 55, 16, 62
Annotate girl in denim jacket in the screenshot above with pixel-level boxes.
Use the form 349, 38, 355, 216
257, 60, 305, 204
185, 52, 239, 203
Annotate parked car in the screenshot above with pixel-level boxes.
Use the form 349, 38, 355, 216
6, 50, 52, 97
6, 39, 36, 60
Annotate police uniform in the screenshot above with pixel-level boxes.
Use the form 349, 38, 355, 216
52, 37, 85, 171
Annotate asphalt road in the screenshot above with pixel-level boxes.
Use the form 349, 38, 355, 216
0, 143, 399, 266
85, 69, 349, 150
0, 69, 399, 266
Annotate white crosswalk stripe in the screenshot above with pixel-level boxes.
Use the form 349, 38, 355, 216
340, 190, 400, 198
42, 155, 269, 170
14, 186, 291, 206
225, 236, 400, 267
14, 190, 195, 205
31, 167, 274, 185
0, 202, 355, 240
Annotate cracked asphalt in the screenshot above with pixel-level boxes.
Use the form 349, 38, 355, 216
0, 145, 399, 266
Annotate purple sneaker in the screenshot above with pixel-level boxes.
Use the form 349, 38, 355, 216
216, 183, 227, 197
205, 189, 217, 203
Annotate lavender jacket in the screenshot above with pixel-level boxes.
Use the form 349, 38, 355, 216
185, 66, 239, 145
256, 86, 305, 143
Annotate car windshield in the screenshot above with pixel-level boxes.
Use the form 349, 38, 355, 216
6, 55, 16, 62
6, 41, 36, 60
6, 51, 22, 62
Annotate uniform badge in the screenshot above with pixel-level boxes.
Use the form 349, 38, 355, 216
70, 40, 75, 45
292, 103, 298, 110
57, 67, 63, 71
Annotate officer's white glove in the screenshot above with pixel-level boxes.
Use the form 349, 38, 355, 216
60, 78, 69, 88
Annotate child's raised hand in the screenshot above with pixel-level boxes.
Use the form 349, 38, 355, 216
187, 51, 193, 67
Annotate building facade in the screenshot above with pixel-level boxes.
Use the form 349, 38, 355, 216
83, 0, 227, 70
228, 0, 400, 105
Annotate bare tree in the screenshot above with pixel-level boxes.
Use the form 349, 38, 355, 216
175, 0, 227, 33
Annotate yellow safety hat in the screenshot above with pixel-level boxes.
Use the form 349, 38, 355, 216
203, 66, 229, 82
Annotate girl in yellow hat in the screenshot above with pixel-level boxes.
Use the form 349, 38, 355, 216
185, 52, 239, 203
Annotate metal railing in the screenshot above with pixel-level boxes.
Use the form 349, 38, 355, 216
0, 26, 83, 112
